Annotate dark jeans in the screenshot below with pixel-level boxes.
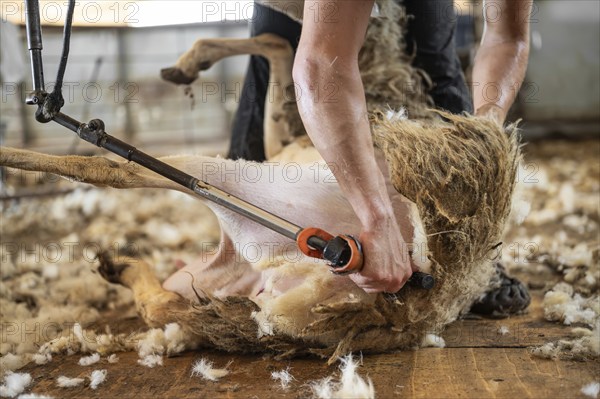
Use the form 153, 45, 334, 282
228, 1, 473, 161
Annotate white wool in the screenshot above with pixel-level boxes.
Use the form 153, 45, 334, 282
530, 342, 558, 359
511, 197, 531, 225
572, 327, 594, 337
531, 321, 600, 360
0, 372, 32, 398
421, 334, 446, 348
271, 368, 294, 389
251, 311, 274, 337
106, 354, 119, 364
143, 220, 183, 247
78, 353, 100, 366
31, 353, 51, 366
543, 285, 597, 327
190, 358, 230, 381
562, 214, 592, 234
163, 323, 187, 355
311, 355, 375, 399
89, 370, 107, 390
0, 354, 28, 373
558, 243, 594, 268
558, 183, 576, 214
385, 107, 407, 122
41, 264, 59, 280
510, 173, 532, 225
16, 394, 54, 399
137, 354, 163, 368
498, 326, 510, 336
72, 324, 93, 353
581, 382, 600, 399
56, 376, 84, 388
407, 203, 432, 273
136, 329, 166, 358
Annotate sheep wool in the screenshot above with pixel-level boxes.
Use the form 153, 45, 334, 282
311, 355, 374, 399
0, 372, 32, 398
271, 368, 294, 389
581, 382, 600, 399
137, 355, 163, 368
56, 377, 84, 388
190, 359, 230, 381
78, 353, 100, 367
89, 370, 107, 390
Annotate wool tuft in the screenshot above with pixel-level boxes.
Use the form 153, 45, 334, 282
137, 355, 163, 368
498, 326, 510, 336
271, 368, 294, 389
543, 283, 598, 327
163, 323, 187, 355
0, 372, 32, 398
89, 370, 107, 390
581, 382, 600, 399
190, 358, 230, 381
106, 354, 119, 364
31, 354, 51, 366
421, 334, 446, 348
311, 355, 374, 399
56, 376, 84, 388
0, 354, 28, 373
78, 353, 100, 366
530, 321, 599, 361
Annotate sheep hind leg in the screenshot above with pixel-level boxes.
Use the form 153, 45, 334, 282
0, 147, 181, 191
160, 33, 298, 159
97, 251, 194, 329
97, 251, 267, 353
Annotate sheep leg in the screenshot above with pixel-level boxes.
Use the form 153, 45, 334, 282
97, 251, 191, 328
160, 33, 297, 159
0, 146, 181, 191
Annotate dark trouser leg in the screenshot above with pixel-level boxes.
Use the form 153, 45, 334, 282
227, 3, 302, 161
403, 0, 473, 114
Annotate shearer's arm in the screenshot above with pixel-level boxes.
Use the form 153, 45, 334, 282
473, 0, 533, 122
293, 0, 413, 293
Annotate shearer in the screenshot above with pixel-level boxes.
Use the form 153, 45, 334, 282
227, 0, 532, 314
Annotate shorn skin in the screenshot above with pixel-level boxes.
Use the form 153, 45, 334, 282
0, 1, 521, 362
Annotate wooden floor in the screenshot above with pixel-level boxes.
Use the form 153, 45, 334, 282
20, 288, 599, 398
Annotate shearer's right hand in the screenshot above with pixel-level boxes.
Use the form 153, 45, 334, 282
349, 212, 416, 294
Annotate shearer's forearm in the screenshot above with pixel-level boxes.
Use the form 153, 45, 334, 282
294, 56, 393, 227
472, 0, 532, 121
472, 40, 530, 121
293, 0, 391, 228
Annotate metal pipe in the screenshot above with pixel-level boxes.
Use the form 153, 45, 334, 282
24, 0, 45, 93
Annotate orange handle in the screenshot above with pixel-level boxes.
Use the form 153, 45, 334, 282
296, 228, 364, 274
296, 227, 333, 258
329, 235, 364, 274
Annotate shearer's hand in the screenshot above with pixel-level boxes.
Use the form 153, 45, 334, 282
349, 212, 415, 294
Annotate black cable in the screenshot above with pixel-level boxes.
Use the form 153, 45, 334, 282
42, 0, 75, 120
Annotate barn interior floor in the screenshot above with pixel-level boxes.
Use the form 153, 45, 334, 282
19, 285, 599, 398
10, 138, 598, 399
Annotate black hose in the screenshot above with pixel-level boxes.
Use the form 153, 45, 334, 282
42, 0, 76, 119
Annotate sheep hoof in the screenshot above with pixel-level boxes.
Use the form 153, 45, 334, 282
469, 263, 531, 318
96, 251, 130, 285
160, 67, 197, 85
